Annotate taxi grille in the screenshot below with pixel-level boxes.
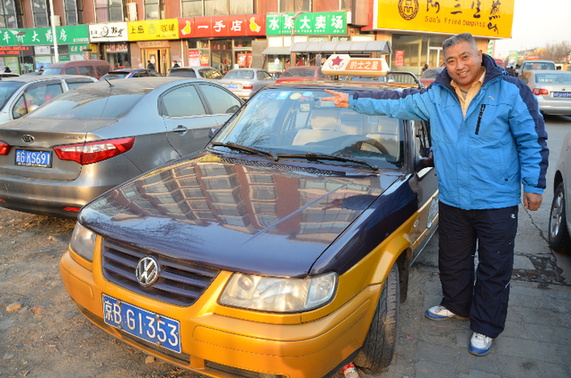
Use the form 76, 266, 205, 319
101, 238, 220, 306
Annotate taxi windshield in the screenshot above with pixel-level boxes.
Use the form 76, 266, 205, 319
212, 88, 403, 169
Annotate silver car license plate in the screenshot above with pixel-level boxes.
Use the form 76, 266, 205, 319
553, 92, 571, 98
15, 149, 52, 167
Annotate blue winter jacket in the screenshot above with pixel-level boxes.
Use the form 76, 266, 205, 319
349, 54, 548, 210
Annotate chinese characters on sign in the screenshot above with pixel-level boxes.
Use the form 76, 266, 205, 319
178, 14, 266, 39
128, 19, 179, 41
266, 12, 347, 36
0, 25, 89, 47
376, 0, 514, 38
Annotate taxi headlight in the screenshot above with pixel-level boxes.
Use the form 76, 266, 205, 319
219, 272, 337, 312
70, 222, 96, 262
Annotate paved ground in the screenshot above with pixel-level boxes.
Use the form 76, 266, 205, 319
352, 205, 571, 378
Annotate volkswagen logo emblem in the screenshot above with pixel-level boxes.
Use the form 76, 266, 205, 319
135, 256, 160, 287
21, 134, 34, 143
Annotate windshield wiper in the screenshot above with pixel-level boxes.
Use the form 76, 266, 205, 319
210, 141, 279, 161
276, 152, 378, 171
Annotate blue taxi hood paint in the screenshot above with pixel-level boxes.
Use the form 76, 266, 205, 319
79, 152, 416, 277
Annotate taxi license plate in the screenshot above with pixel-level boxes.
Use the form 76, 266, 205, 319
103, 294, 181, 353
553, 92, 571, 98
15, 149, 52, 168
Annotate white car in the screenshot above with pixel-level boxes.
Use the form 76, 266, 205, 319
549, 130, 571, 253
0, 75, 97, 125
520, 70, 571, 116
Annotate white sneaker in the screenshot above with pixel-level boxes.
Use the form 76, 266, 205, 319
469, 332, 493, 356
425, 305, 468, 321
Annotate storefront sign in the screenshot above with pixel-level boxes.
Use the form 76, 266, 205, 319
128, 19, 179, 41
89, 22, 128, 42
395, 50, 405, 67
374, 0, 514, 38
178, 14, 265, 38
69, 44, 89, 54
0, 25, 89, 46
266, 12, 347, 36
105, 43, 129, 53
321, 54, 390, 76
0, 45, 30, 55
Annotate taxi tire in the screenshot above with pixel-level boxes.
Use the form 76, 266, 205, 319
354, 263, 399, 372
548, 183, 571, 253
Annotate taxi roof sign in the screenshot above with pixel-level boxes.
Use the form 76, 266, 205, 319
321, 54, 390, 77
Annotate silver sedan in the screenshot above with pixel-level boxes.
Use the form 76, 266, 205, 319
219, 68, 275, 99
520, 69, 571, 116
0, 77, 243, 218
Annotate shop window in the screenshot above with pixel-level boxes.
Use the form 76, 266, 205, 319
144, 0, 162, 19
279, 0, 311, 13
64, 0, 78, 25
31, 0, 49, 27
95, 0, 123, 23
0, 0, 18, 28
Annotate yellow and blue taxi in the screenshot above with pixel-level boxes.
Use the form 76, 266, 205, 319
60, 56, 439, 377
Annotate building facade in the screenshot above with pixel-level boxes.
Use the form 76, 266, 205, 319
0, 0, 514, 75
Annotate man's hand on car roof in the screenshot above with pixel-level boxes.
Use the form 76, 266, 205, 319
323, 89, 350, 108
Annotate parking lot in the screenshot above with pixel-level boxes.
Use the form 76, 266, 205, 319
1, 116, 570, 378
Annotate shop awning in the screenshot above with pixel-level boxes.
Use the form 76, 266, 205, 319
290, 40, 391, 54
261, 46, 292, 55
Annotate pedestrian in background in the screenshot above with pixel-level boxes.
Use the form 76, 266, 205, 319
422, 63, 429, 72
147, 60, 155, 71
323, 32, 548, 357
172, 60, 180, 68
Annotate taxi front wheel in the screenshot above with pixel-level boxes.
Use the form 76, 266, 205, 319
354, 263, 399, 372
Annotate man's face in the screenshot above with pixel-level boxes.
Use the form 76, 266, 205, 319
444, 41, 483, 89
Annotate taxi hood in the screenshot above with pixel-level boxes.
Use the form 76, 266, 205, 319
79, 153, 404, 277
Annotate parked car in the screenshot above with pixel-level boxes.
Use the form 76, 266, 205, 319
0, 77, 243, 218
275, 66, 329, 83
0, 75, 97, 125
518, 60, 556, 76
167, 66, 222, 80
59, 70, 439, 377
419, 67, 444, 87
548, 130, 571, 253
0, 72, 20, 78
100, 68, 163, 81
218, 68, 275, 99
519, 70, 571, 116
42, 60, 111, 79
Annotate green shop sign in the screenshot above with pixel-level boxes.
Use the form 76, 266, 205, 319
0, 25, 89, 47
266, 12, 347, 36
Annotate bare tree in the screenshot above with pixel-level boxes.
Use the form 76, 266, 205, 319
534, 41, 571, 62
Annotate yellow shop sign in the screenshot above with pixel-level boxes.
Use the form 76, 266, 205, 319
375, 0, 514, 39
128, 19, 179, 41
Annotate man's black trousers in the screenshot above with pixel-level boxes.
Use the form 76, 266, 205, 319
438, 202, 518, 338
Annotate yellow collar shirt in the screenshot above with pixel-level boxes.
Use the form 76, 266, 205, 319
451, 68, 486, 117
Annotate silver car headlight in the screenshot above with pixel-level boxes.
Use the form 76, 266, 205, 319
219, 272, 337, 313
70, 222, 96, 262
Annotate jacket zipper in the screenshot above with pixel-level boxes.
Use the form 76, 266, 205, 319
475, 104, 486, 135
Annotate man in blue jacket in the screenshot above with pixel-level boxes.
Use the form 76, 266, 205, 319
324, 33, 548, 356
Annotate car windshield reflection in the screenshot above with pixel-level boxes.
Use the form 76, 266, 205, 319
211, 88, 403, 169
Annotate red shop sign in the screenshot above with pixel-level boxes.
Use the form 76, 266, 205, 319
178, 14, 266, 39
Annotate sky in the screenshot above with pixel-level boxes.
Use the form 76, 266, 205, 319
494, 0, 571, 57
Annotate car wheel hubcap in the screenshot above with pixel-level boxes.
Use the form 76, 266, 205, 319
550, 192, 564, 239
